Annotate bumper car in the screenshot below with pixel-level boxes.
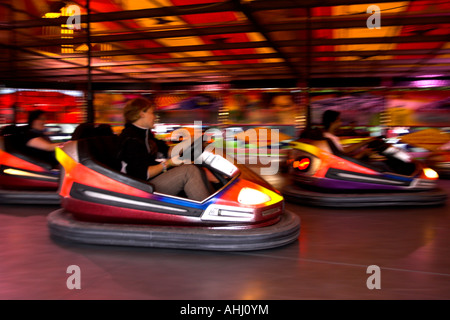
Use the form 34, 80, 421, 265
0, 125, 60, 205
282, 135, 447, 207
426, 151, 450, 179
47, 134, 300, 251
399, 128, 450, 179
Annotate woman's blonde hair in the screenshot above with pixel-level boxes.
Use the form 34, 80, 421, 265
123, 97, 154, 123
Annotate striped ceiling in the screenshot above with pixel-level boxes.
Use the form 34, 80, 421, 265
1, 0, 449, 85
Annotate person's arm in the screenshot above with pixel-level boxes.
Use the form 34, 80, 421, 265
26, 137, 59, 151
146, 157, 179, 179
342, 136, 377, 154
122, 137, 181, 180
352, 148, 374, 159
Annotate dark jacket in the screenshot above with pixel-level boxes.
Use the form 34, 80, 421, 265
117, 123, 169, 181
22, 127, 58, 167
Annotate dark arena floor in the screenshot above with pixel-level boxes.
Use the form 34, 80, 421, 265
1, 168, 449, 301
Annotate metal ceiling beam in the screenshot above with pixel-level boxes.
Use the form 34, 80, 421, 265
3, 47, 450, 65
2, 0, 448, 86
295, 12, 450, 30
5, 67, 450, 83
13, 11, 450, 49
3, 65, 449, 82
0, 72, 293, 83
309, 35, 449, 46
142, 1, 251, 82
33, 35, 443, 58
5, 57, 449, 74
2, 46, 450, 70
305, 48, 450, 58
0, 43, 141, 82
310, 71, 450, 78
246, 0, 411, 11
2, 0, 412, 29
230, 0, 301, 79
5, 32, 447, 79
5, 63, 447, 81
1, 63, 290, 77
310, 66, 450, 73
2, 2, 236, 29
15, 24, 254, 48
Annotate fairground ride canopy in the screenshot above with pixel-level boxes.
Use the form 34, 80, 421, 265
1, 0, 449, 88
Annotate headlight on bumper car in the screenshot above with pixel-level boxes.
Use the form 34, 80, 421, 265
423, 168, 439, 179
201, 188, 273, 223
238, 187, 271, 205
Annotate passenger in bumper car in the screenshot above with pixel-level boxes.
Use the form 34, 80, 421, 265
322, 110, 376, 160
22, 110, 60, 168
117, 98, 211, 201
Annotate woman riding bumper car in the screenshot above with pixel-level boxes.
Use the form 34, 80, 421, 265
48, 99, 300, 251
0, 112, 60, 205
282, 111, 447, 207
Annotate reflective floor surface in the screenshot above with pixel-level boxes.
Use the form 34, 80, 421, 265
0, 171, 449, 300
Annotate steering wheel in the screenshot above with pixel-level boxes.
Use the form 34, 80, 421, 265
365, 136, 390, 154
174, 134, 237, 184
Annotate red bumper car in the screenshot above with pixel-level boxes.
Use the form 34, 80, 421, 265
282, 135, 447, 207
0, 125, 60, 204
47, 135, 300, 251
